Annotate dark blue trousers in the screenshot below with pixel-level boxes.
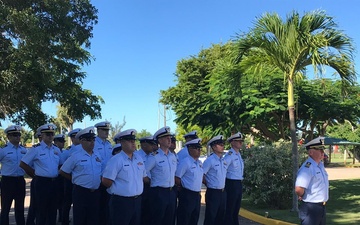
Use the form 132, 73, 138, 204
140, 183, 151, 225
203, 188, 226, 225
99, 184, 110, 225
35, 176, 58, 225
109, 195, 142, 225
62, 178, 73, 225
26, 178, 36, 225
299, 202, 326, 225
224, 179, 243, 225
176, 188, 201, 225
0, 176, 26, 225
72, 184, 100, 225
148, 187, 176, 225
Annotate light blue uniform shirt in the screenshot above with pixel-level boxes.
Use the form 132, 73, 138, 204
103, 151, 146, 196
295, 157, 329, 202
145, 148, 177, 188
0, 142, 27, 176
21, 141, 61, 178
137, 149, 149, 164
94, 137, 113, 173
203, 153, 228, 189
177, 147, 189, 162
223, 148, 244, 180
61, 148, 102, 189
175, 155, 203, 192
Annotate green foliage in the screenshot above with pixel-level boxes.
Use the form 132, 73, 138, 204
243, 143, 293, 209
0, 0, 103, 130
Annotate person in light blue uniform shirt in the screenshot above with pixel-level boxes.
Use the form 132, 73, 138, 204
177, 131, 198, 162
53, 134, 66, 223
94, 121, 112, 225
60, 126, 102, 225
202, 135, 228, 225
295, 137, 329, 225
145, 126, 177, 225
137, 136, 157, 225
102, 129, 148, 225
223, 132, 245, 225
20, 123, 61, 225
61, 128, 81, 225
0, 125, 27, 225
175, 138, 204, 225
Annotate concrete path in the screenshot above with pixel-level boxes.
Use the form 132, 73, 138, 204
6, 167, 360, 225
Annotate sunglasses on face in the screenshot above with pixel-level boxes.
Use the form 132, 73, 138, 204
43, 133, 55, 137
9, 133, 21, 137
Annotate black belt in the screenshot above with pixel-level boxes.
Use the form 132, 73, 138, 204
36, 176, 57, 181
182, 188, 201, 194
113, 194, 140, 199
207, 188, 225, 192
153, 186, 174, 191
74, 184, 98, 193
2, 175, 25, 179
302, 201, 326, 206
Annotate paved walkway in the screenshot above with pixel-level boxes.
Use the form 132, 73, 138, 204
6, 168, 360, 225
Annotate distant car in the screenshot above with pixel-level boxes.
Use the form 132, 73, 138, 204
323, 153, 329, 166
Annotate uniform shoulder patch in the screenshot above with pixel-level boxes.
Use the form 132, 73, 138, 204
227, 151, 233, 155
67, 146, 71, 150
305, 162, 311, 168
32, 143, 40, 147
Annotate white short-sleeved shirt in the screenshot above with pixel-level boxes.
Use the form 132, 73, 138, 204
223, 148, 244, 180
103, 151, 146, 196
21, 141, 61, 178
61, 148, 102, 189
203, 153, 227, 189
94, 137, 113, 173
0, 142, 27, 176
177, 146, 189, 162
145, 148, 177, 188
295, 157, 329, 202
175, 155, 203, 192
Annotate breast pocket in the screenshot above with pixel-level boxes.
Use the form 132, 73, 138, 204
157, 161, 167, 172
38, 153, 49, 160
119, 165, 130, 180
78, 161, 92, 174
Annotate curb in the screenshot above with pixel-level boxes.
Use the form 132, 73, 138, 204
240, 208, 297, 225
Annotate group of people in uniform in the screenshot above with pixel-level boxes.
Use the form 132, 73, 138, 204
0, 120, 329, 225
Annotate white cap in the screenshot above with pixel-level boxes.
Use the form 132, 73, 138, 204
227, 132, 244, 142
75, 126, 96, 139
5, 125, 22, 134
207, 135, 225, 146
154, 126, 171, 140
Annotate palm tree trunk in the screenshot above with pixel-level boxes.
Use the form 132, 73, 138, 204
288, 79, 299, 212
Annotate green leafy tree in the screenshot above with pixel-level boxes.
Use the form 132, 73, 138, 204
234, 10, 356, 211
0, 0, 103, 130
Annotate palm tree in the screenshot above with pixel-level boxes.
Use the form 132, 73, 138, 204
233, 10, 356, 211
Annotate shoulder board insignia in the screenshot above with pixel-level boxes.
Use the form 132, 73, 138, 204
67, 146, 71, 150
32, 143, 40, 147
305, 162, 311, 168
210, 153, 214, 155
228, 151, 233, 155
95, 157, 101, 162
53, 143, 58, 147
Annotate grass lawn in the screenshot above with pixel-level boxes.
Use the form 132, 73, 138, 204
242, 178, 360, 224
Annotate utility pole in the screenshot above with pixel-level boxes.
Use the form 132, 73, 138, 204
164, 104, 166, 126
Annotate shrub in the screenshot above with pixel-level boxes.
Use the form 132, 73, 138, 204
242, 142, 293, 209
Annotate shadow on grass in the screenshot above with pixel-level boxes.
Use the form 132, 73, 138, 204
242, 179, 360, 225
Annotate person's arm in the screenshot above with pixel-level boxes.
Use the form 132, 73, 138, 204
59, 170, 72, 181
19, 161, 35, 178
101, 177, 113, 188
295, 186, 305, 200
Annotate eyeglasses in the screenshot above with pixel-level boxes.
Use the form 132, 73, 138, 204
9, 133, 21, 137
44, 133, 55, 137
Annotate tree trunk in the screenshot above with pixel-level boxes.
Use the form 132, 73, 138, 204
289, 106, 299, 212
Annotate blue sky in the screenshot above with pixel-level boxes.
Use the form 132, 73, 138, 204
3, 0, 360, 135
